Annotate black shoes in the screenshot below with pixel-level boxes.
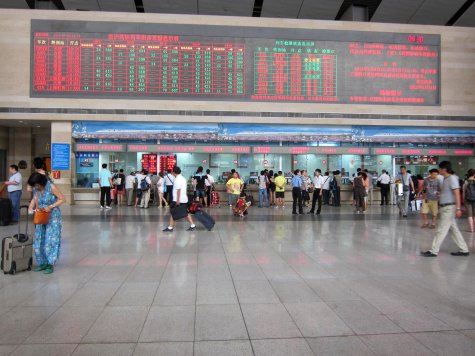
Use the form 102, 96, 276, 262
421, 251, 437, 257
307, 211, 314, 214
186, 226, 196, 231
162, 227, 173, 232
403, 215, 408, 218
450, 251, 470, 256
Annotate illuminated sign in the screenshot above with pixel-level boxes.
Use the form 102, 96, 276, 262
127, 145, 250, 153
372, 148, 473, 156
74, 143, 126, 152
31, 20, 440, 105
253, 147, 370, 154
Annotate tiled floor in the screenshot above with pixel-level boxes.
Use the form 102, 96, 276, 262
0, 203, 475, 356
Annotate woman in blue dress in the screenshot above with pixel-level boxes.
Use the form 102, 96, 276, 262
27, 172, 65, 274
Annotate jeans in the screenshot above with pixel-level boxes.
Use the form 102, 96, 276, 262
310, 190, 322, 213
8, 190, 22, 222
333, 188, 341, 207
292, 187, 303, 214
430, 205, 469, 254
230, 193, 240, 207
258, 188, 268, 207
397, 191, 410, 215
100, 187, 111, 207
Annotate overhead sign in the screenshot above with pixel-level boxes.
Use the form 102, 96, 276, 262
74, 143, 126, 152
128, 145, 250, 153
372, 148, 474, 156
51, 143, 70, 170
253, 146, 370, 154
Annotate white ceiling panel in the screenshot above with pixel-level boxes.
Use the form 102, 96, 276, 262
261, 0, 303, 18
198, 0, 254, 16
98, 0, 136, 12
409, 0, 466, 25
61, 0, 101, 11
143, 0, 197, 14
0, 0, 29, 9
298, 0, 344, 20
371, 0, 424, 23
455, 3, 475, 27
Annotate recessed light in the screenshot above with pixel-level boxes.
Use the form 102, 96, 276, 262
18, 121, 23, 123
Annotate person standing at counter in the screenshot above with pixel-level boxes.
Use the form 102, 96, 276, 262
322, 171, 331, 205
257, 170, 269, 208
332, 170, 342, 207
421, 161, 469, 257
353, 172, 367, 214
99, 163, 113, 210
275, 171, 286, 208
125, 171, 136, 206
194, 166, 208, 208
309, 169, 324, 215
291, 169, 303, 215
226, 172, 243, 208
364, 169, 373, 206
205, 169, 215, 207
377, 170, 391, 206
396, 166, 415, 218
4, 165, 22, 224
139, 170, 152, 209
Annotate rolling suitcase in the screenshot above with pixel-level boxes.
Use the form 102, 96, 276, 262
0, 198, 13, 226
1, 206, 33, 275
194, 210, 215, 231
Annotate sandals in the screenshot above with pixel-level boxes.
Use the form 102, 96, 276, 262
420, 223, 429, 229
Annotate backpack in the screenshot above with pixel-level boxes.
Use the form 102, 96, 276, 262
466, 181, 475, 202
329, 177, 338, 191
140, 178, 150, 191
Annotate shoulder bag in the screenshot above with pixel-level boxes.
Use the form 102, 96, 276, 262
33, 193, 50, 225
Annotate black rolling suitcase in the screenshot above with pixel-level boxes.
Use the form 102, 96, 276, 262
1, 206, 33, 275
194, 210, 215, 231
0, 198, 12, 226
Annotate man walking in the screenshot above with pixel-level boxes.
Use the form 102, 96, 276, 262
164, 169, 175, 205
163, 166, 196, 232
291, 169, 303, 215
421, 161, 470, 257
99, 163, 113, 210
396, 165, 415, 217
309, 169, 324, 215
4, 165, 22, 223
420, 169, 442, 229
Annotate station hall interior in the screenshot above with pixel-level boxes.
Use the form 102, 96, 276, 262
0, 0, 475, 355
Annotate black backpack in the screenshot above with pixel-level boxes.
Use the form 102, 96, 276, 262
466, 181, 475, 202
329, 178, 338, 191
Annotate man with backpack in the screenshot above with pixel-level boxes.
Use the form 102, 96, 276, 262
139, 170, 152, 209
193, 166, 207, 207
463, 169, 475, 233
421, 161, 470, 257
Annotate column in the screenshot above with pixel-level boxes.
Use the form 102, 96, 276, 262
51, 122, 73, 205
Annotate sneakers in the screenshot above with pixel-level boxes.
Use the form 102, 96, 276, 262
105, 206, 112, 210
186, 225, 196, 231
421, 251, 437, 257
100, 206, 104, 210
450, 251, 470, 256
33, 264, 48, 272
162, 227, 174, 232
43, 265, 54, 274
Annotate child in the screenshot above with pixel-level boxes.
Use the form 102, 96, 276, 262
234, 192, 251, 217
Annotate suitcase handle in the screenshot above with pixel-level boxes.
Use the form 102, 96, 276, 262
16, 206, 30, 243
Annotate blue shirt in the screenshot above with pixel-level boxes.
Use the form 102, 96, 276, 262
291, 175, 302, 188
99, 169, 112, 187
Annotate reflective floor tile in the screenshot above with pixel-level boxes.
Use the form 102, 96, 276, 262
234, 280, 280, 304
133, 342, 193, 356
360, 333, 434, 356
25, 306, 102, 344
306, 336, 374, 356
270, 280, 322, 303
306, 279, 362, 301
139, 306, 195, 342
10, 343, 77, 356
196, 279, 238, 305
0, 345, 18, 356
109, 283, 159, 306
195, 304, 248, 341
252, 338, 314, 356
124, 266, 165, 283
241, 303, 301, 339
194, 340, 253, 356
64, 282, 121, 307
285, 302, 354, 337
412, 330, 475, 356
82, 306, 148, 343
21, 283, 79, 307
153, 281, 196, 306
72, 343, 135, 356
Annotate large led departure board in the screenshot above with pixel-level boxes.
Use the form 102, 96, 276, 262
31, 20, 440, 105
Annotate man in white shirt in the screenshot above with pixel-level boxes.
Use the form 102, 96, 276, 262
4, 164, 22, 223
309, 169, 324, 215
125, 172, 136, 206
164, 169, 175, 205
205, 169, 215, 207
377, 170, 391, 206
139, 170, 152, 208
322, 171, 331, 205
163, 166, 195, 232
134, 170, 145, 208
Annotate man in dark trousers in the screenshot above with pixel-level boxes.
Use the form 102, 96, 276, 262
309, 169, 324, 215
291, 169, 303, 215
163, 169, 175, 205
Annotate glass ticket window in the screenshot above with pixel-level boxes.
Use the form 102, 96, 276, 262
75, 152, 99, 187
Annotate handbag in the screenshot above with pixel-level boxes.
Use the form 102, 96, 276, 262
34, 194, 50, 225
170, 203, 188, 220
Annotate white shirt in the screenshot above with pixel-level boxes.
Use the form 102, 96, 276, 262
313, 175, 324, 189
7, 172, 22, 192
205, 174, 215, 187
125, 175, 135, 189
258, 175, 267, 189
173, 174, 188, 204
164, 173, 175, 186
322, 176, 331, 190
378, 173, 391, 184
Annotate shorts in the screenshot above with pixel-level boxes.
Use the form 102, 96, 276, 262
196, 189, 206, 198
466, 201, 475, 217
421, 199, 438, 216
276, 191, 285, 198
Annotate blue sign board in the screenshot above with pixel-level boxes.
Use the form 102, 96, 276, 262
51, 143, 70, 170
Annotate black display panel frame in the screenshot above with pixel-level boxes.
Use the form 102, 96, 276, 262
30, 20, 441, 105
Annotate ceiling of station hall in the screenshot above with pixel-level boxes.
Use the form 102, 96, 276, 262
1, 0, 474, 27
